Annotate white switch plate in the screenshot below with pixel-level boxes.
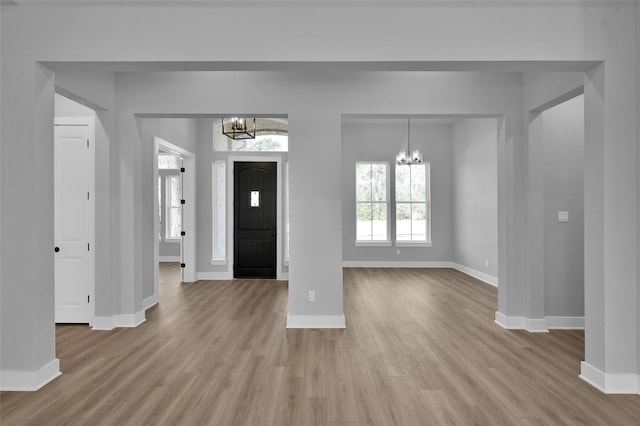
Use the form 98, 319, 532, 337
558, 211, 569, 222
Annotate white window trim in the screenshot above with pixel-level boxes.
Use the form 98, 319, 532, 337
394, 162, 432, 244
355, 161, 390, 244
211, 160, 227, 265
395, 241, 433, 248
355, 240, 392, 247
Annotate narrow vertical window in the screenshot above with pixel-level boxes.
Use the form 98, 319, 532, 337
158, 176, 162, 240
166, 175, 182, 239
355, 162, 389, 245
212, 161, 226, 264
395, 163, 431, 244
284, 161, 290, 264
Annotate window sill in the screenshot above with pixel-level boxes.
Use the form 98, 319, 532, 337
210, 259, 227, 266
355, 241, 392, 247
164, 238, 181, 243
395, 241, 432, 248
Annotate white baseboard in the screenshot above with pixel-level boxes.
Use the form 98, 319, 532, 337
143, 294, 158, 310
286, 314, 346, 329
580, 362, 639, 394
494, 311, 549, 333
197, 271, 233, 280
159, 256, 180, 262
92, 309, 146, 331
451, 263, 498, 287
495, 312, 585, 332
341, 261, 498, 288
0, 358, 61, 391
197, 271, 287, 281
546, 316, 584, 329
343, 261, 452, 268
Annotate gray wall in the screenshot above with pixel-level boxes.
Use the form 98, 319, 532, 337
341, 118, 453, 263
543, 95, 585, 317
451, 119, 498, 278
159, 241, 180, 258
55, 93, 94, 117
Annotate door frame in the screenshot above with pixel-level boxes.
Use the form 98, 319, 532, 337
54, 116, 96, 326
153, 137, 196, 304
227, 155, 285, 280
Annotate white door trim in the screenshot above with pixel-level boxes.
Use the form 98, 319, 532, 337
154, 137, 196, 301
227, 155, 285, 280
54, 116, 95, 326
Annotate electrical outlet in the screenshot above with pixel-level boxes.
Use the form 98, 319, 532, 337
396, 249, 401, 255
485, 259, 489, 268
308, 290, 316, 302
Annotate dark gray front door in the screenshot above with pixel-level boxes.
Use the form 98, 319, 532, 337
234, 162, 277, 279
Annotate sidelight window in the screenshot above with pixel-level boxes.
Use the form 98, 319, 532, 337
212, 161, 227, 264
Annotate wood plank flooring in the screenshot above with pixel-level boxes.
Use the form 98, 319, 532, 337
2, 264, 639, 425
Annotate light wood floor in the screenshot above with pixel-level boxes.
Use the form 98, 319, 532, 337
2, 264, 639, 425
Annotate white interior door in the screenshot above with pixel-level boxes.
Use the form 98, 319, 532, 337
55, 118, 95, 324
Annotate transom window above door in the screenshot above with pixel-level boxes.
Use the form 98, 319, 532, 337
213, 118, 288, 152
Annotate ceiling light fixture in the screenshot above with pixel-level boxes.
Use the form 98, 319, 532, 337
396, 118, 423, 165
222, 117, 256, 140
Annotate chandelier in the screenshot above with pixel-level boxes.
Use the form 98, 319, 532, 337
222, 117, 256, 140
396, 118, 423, 165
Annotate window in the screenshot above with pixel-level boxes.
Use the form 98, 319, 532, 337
158, 153, 182, 242
158, 176, 162, 240
212, 161, 226, 264
158, 154, 181, 169
395, 163, 431, 245
213, 119, 288, 152
284, 161, 290, 264
166, 175, 182, 239
355, 162, 390, 245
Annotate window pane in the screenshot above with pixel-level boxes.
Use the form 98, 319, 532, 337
356, 164, 372, 201
169, 207, 182, 238
356, 202, 372, 240
411, 203, 427, 241
371, 163, 387, 202
166, 175, 182, 238
169, 176, 182, 207
158, 154, 181, 169
411, 164, 426, 201
214, 161, 226, 259
395, 165, 410, 202
158, 176, 162, 240
233, 135, 288, 152
371, 203, 387, 240
284, 161, 290, 261
396, 203, 411, 241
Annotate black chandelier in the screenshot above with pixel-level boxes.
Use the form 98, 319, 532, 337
222, 117, 256, 140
